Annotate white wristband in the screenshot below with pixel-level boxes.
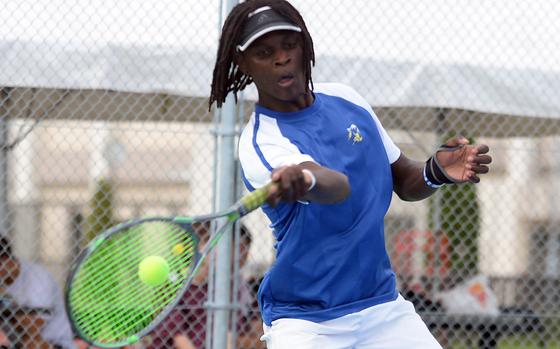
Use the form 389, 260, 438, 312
423, 165, 444, 189
301, 169, 317, 192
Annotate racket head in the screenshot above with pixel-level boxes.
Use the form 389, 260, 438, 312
65, 217, 201, 348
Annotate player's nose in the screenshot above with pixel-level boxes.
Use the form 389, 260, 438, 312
274, 49, 291, 66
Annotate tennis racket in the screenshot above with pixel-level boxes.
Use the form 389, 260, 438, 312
65, 183, 272, 348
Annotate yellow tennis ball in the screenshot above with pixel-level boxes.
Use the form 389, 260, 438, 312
171, 243, 184, 256
138, 256, 169, 286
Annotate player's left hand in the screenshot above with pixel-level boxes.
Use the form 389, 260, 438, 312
436, 136, 492, 183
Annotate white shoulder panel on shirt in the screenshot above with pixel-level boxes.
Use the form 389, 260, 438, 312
314, 83, 401, 164
239, 112, 315, 190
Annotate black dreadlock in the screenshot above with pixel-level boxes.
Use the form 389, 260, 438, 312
208, 0, 315, 110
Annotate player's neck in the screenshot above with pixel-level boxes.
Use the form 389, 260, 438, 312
257, 92, 314, 113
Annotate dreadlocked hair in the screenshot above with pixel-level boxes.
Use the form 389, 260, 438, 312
208, 0, 315, 110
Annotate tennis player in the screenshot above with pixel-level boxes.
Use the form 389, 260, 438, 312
209, 1, 492, 348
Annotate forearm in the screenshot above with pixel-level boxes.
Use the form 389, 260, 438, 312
391, 156, 437, 202
268, 162, 350, 206
300, 162, 350, 204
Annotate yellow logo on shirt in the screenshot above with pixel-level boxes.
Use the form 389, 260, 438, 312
346, 124, 363, 144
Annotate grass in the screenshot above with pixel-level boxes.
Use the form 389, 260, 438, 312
448, 336, 560, 349
499, 337, 559, 349
440, 317, 560, 349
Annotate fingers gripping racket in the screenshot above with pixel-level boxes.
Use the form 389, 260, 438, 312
65, 183, 272, 348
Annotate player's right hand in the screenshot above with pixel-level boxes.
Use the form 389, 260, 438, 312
267, 165, 309, 207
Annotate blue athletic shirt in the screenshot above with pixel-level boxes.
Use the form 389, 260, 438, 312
238, 83, 402, 326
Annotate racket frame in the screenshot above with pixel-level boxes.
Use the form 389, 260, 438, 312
65, 183, 270, 347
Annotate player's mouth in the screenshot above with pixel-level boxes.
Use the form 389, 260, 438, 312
277, 74, 295, 87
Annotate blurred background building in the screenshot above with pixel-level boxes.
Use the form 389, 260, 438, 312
1, 0, 560, 348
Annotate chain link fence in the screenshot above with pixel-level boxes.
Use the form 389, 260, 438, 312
1, 0, 560, 348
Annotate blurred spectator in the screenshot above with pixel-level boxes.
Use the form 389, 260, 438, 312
235, 275, 266, 349
148, 222, 261, 349
0, 235, 75, 349
399, 277, 448, 347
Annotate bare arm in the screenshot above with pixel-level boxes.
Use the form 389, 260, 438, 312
267, 161, 350, 206
392, 137, 492, 201
391, 153, 436, 201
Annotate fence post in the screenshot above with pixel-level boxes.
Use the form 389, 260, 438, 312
210, 2, 240, 349
0, 88, 10, 234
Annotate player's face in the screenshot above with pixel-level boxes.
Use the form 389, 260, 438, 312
237, 31, 312, 112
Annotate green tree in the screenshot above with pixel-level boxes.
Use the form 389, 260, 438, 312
428, 137, 480, 287
84, 178, 115, 242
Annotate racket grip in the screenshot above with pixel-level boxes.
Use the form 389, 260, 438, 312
238, 182, 275, 216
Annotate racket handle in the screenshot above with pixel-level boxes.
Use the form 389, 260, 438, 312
237, 182, 275, 216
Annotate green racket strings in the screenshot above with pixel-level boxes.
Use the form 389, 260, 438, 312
68, 221, 196, 346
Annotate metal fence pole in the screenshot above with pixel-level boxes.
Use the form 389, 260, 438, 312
211, 2, 240, 349
0, 88, 10, 234
211, 96, 237, 349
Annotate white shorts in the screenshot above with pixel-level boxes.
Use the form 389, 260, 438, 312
260, 294, 442, 349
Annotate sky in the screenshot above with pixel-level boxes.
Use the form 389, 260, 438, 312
2, 0, 559, 71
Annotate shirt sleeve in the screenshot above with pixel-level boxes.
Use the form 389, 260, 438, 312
314, 83, 401, 164
238, 114, 316, 190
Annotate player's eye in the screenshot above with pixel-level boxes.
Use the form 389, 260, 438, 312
256, 48, 272, 58
284, 41, 297, 50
